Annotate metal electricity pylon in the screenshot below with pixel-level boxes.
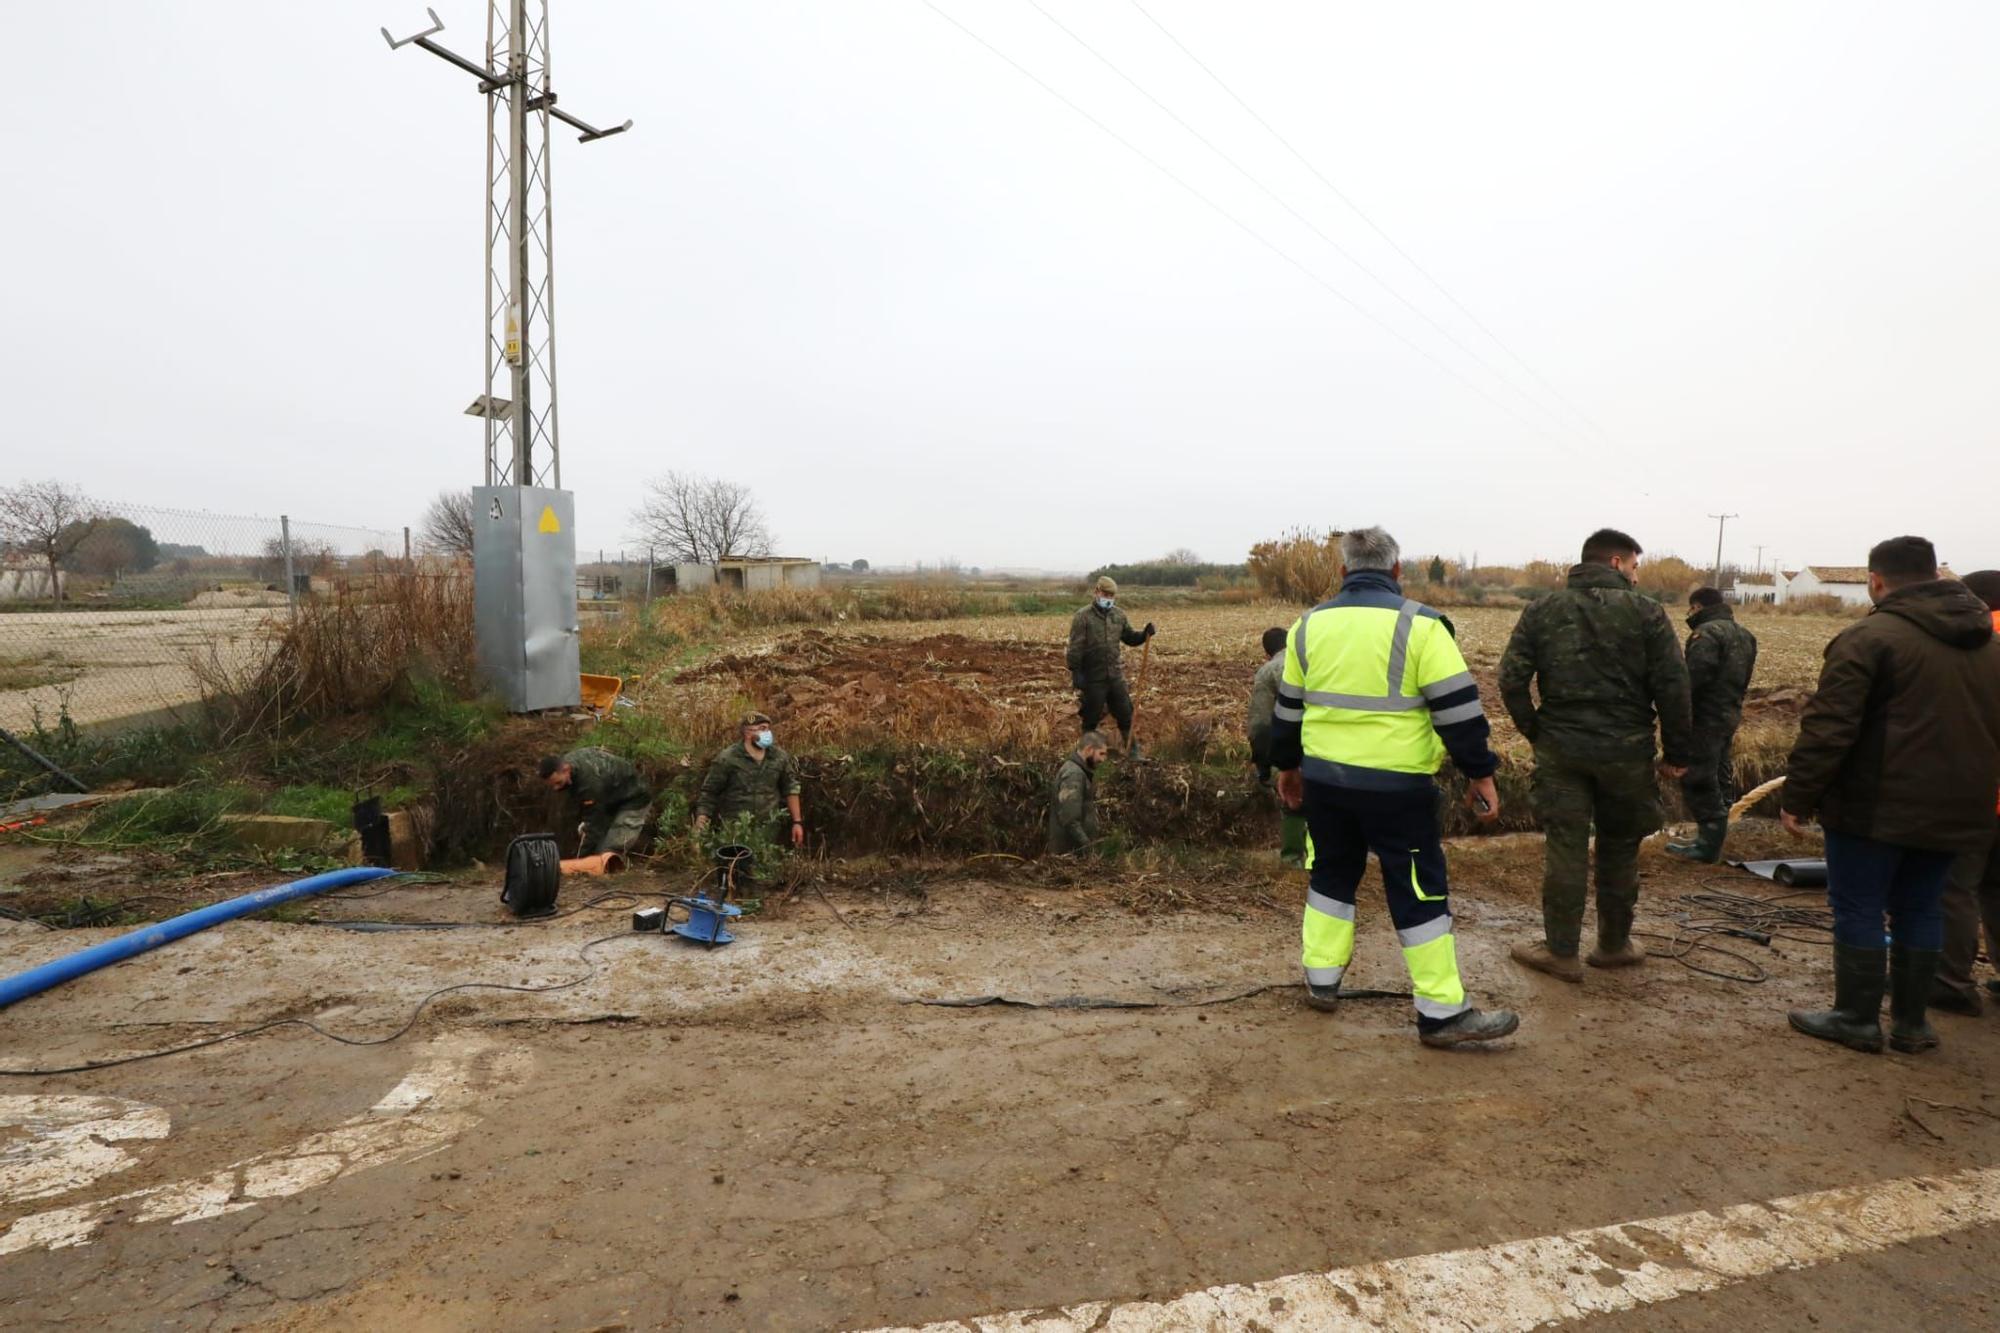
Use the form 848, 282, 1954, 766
382, 4, 630, 490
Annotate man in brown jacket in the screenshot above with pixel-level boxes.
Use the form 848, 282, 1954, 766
1932, 569, 2000, 1015
1781, 537, 2000, 1055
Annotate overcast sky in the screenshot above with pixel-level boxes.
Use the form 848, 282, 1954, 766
10, 2, 1998, 574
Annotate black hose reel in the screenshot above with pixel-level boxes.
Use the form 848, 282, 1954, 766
501, 832, 562, 917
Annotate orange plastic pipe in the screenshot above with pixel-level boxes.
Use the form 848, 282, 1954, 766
559, 851, 626, 876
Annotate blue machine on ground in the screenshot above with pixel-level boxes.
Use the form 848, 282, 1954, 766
668, 844, 754, 948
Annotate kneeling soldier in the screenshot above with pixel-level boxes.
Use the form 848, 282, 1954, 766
1048, 731, 1110, 855
539, 747, 653, 855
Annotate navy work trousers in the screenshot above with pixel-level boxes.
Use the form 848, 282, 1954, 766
1824, 830, 1954, 951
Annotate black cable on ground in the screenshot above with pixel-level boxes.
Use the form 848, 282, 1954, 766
3, 894, 183, 931
0, 905, 56, 930
1633, 883, 1839, 985
909, 982, 1412, 1010
308, 888, 644, 930
0, 932, 637, 1077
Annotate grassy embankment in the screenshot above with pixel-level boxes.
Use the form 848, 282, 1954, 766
2, 580, 1848, 887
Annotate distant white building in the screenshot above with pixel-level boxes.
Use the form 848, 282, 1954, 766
0, 564, 63, 601
1778, 564, 1956, 607
661, 556, 822, 594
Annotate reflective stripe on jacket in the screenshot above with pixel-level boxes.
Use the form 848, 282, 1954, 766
1269, 570, 1499, 792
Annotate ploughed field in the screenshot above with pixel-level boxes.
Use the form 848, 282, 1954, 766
642, 604, 1843, 774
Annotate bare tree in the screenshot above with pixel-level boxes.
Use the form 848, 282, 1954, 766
0, 480, 101, 606
630, 471, 773, 565
1160, 546, 1202, 566
420, 488, 476, 559
256, 535, 337, 586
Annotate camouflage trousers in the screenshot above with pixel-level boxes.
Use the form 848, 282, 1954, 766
1531, 748, 1664, 956
581, 801, 651, 855
1077, 677, 1134, 738
1678, 723, 1739, 825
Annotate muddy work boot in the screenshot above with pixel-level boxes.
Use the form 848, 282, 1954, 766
1889, 947, 1942, 1053
1587, 905, 1645, 969
1419, 1008, 1521, 1048
1587, 936, 1647, 969
1510, 940, 1584, 983
1304, 974, 1342, 1012
1665, 819, 1728, 864
1789, 943, 1887, 1053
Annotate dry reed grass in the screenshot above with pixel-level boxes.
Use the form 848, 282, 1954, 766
1247, 528, 1343, 603
191, 571, 476, 737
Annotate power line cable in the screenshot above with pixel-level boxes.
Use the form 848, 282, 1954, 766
1126, 0, 1621, 448
917, 0, 1579, 450
1022, 0, 1586, 445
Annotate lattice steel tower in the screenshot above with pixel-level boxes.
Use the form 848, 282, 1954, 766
383, 3, 630, 488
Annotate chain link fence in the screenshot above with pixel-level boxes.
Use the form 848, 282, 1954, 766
1, 500, 413, 735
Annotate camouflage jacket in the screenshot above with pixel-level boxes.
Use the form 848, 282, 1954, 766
561, 748, 651, 838
1498, 563, 1694, 764
1046, 754, 1099, 854
696, 742, 802, 823
1067, 604, 1147, 684
1684, 603, 1758, 730
1246, 652, 1285, 747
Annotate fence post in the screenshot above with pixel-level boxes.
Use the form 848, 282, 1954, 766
644, 547, 654, 601
281, 515, 297, 622
403, 526, 412, 564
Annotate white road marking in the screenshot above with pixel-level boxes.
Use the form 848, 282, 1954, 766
0, 1035, 526, 1257
0, 1096, 170, 1203
861, 1164, 2000, 1332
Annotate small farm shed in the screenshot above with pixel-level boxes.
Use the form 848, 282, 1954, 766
1781, 564, 1958, 606
659, 557, 822, 594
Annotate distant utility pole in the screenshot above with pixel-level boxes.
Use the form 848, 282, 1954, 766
1708, 513, 1738, 584
1753, 544, 1766, 576
382, 4, 630, 489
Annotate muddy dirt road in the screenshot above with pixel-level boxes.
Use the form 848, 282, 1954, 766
4, 837, 1999, 1331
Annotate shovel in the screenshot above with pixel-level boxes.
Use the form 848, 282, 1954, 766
1126, 635, 1152, 762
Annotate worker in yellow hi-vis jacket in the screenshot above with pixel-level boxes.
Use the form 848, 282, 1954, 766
1269, 527, 1519, 1049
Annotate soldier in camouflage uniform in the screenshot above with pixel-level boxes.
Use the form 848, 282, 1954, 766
1499, 529, 1693, 981
1047, 731, 1110, 855
1067, 576, 1155, 756
539, 747, 653, 854
694, 711, 806, 848
1246, 626, 1308, 865
1666, 587, 1758, 863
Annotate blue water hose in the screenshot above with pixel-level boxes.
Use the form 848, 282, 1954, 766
0, 866, 397, 1010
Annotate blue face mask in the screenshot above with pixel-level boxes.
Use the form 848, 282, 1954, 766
1096, 597, 1114, 610
755, 729, 774, 750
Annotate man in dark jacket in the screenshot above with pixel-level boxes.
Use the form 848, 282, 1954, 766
1047, 732, 1110, 855
1499, 528, 1693, 981
1782, 538, 2000, 1055
1928, 568, 2000, 1016
1067, 576, 1155, 756
1667, 587, 1759, 863
539, 747, 653, 854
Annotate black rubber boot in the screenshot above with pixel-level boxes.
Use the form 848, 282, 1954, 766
1419, 1007, 1521, 1048
1666, 820, 1728, 864
1889, 947, 1942, 1053
1789, 943, 1886, 1053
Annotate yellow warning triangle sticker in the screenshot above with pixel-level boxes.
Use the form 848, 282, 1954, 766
537, 506, 561, 534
